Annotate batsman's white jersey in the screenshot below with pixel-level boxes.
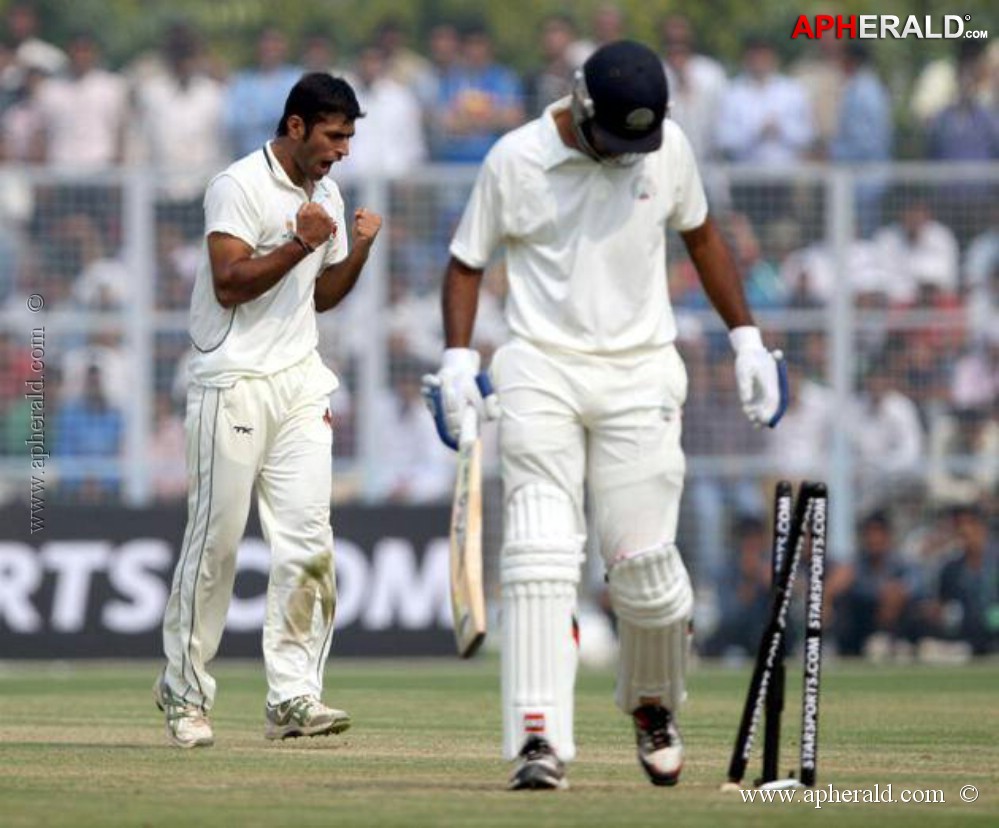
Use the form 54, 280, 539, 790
163, 142, 347, 709
450, 100, 707, 355
450, 101, 706, 761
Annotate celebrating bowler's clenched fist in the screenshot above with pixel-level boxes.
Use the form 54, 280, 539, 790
352, 207, 382, 246
296, 202, 336, 250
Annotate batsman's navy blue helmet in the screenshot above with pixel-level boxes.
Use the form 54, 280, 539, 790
577, 40, 669, 154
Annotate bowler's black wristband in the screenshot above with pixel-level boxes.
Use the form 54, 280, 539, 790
293, 234, 315, 254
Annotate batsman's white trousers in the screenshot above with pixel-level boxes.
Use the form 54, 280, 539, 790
162, 351, 339, 709
492, 337, 691, 758
493, 337, 688, 558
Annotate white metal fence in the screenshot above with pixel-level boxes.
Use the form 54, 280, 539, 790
0, 162, 995, 572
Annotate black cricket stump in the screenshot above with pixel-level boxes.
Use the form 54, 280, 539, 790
725, 480, 828, 789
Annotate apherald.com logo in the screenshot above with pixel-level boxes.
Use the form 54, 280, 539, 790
791, 14, 989, 39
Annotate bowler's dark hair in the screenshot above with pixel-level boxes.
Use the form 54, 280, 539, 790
276, 73, 364, 136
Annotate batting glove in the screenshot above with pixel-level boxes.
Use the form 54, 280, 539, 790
730, 326, 789, 428
421, 348, 501, 450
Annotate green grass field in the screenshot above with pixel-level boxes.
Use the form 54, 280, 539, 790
1, 658, 996, 827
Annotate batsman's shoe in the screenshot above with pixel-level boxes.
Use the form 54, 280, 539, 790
508, 736, 569, 791
153, 673, 214, 749
264, 695, 351, 740
633, 704, 683, 786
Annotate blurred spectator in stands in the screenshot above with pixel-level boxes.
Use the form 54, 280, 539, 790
925, 330, 999, 511
659, 13, 728, 164
666, 255, 701, 312
780, 228, 888, 309
0, 38, 15, 111
873, 196, 959, 306
853, 357, 925, 511
430, 21, 524, 163
729, 212, 786, 310
964, 202, 997, 341
567, 3, 626, 67
926, 54, 999, 162
54, 212, 128, 310
682, 336, 767, 585
301, 31, 354, 83
36, 30, 127, 167
0, 60, 46, 162
4, 2, 66, 80
0, 215, 17, 306
0, 330, 32, 457
767, 344, 832, 482
701, 515, 775, 659
716, 37, 813, 224
223, 26, 302, 159
926, 401, 999, 510
830, 43, 892, 238
2, 239, 69, 312
154, 218, 199, 309
926, 57, 999, 241
826, 509, 925, 658
716, 37, 813, 166
789, 36, 844, 160
950, 333, 998, 415
148, 391, 187, 501
420, 22, 462, 155
371, 366, 452, 503
336, 44, 425, 181
387, 255, 507, 366
53, 363, 124, 501
923, 503, 998, 656
385, 266, 443, 364
675, 213, 785, 313
61, 331, 130, 410
911, 39, 995, 127
133, 22, 225, 210
524, 13, 578, 118
382, 189, 448, 296
374, 16, 434, 96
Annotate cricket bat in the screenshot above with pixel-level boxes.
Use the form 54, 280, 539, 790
449, 405, 487, 658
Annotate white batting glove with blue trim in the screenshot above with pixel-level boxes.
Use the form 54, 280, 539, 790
729, 326, 789, 429
421, 348, 500, 450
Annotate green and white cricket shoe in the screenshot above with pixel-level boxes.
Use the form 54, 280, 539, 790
264, 695, 351, 740
633, 704, 683, 786
152, 673, 214, 749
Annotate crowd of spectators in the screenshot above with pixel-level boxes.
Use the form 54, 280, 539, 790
0, 3, 994, 655
705, 501, 997, 662
1, 4, 995, 176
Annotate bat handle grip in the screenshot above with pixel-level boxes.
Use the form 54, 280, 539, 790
459, 404, 478, 445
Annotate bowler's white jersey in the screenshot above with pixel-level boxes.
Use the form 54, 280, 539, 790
450, 99, 708, 355
188, 142, 349, 386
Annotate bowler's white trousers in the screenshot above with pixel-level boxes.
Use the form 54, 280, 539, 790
162, 351, 339, 708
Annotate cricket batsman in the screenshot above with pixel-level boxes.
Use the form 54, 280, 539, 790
424, 41, 787, 789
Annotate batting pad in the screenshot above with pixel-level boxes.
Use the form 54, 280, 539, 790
606, 542, 693, 628
607, 543, 693, 713
501, 483, 585, 762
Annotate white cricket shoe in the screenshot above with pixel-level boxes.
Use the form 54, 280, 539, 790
633, 704, 683, 786
153, 673, 214, 749
508, 736, 569, 791
264, 695, 351, 740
